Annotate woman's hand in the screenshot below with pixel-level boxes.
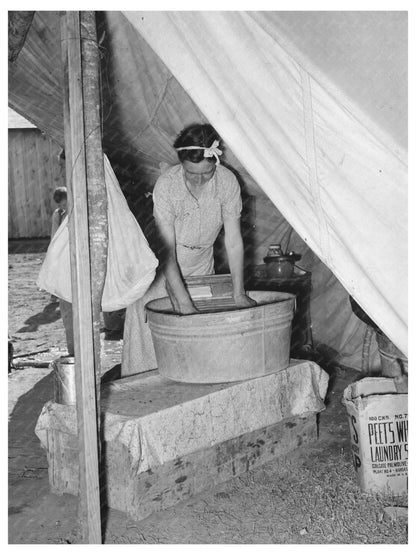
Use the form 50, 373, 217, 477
233, 293, 257, 308
177, 299, 199, 315
166, 282, 199, 315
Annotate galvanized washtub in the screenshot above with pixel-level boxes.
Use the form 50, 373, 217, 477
146, 290, 296, 384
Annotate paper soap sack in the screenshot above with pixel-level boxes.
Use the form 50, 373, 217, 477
342, 377, 408, 495
37, 155, 158, 310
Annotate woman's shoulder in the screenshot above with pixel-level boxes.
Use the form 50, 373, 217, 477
217, 164, 232, 176
153, 164, 185, 202
216, 164, 239, 183
153, 164, 184, 200
155, 164, 182, 185
216, 165, 240, 195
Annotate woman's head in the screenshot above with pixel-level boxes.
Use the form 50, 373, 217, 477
174, 124, 222, 164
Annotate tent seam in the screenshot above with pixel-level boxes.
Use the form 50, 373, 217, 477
300, 68, 331, 266
248, 12, 407, 165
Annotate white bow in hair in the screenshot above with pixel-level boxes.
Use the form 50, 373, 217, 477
175, 140, 223, 165
203, 140, 223, 165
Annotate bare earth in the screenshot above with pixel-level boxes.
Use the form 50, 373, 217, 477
8, 249, 408, 544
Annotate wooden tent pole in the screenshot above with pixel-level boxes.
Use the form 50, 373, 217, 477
60, 11, 107, 544
79, 11, 108, 400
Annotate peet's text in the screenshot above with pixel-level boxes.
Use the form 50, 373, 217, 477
368, 419, 408, 464
368, 419, 407, 445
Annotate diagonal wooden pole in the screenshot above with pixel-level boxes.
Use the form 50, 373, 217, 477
60, 11, 107, 544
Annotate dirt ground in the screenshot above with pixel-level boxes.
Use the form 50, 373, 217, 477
8, 244, 408, 545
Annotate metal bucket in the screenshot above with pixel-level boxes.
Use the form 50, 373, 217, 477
146, 290, 296, 384
52, 356, 76, 405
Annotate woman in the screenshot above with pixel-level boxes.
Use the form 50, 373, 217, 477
121, 123, 255, 376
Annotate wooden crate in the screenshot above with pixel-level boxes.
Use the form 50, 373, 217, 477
36, 362, 328, 522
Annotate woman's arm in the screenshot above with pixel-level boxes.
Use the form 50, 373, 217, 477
223, 218, 256, 308
157, 221, 198, 314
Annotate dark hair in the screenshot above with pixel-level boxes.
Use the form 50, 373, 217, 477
53, 187, 67, 203
173, 123, 221, 163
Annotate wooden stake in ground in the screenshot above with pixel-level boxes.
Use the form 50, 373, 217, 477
60, 11, 107, 544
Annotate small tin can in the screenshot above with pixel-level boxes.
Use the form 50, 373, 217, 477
52, 356, 76, 405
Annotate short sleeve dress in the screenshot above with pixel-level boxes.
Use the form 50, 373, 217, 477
121, 163, 242, 377
153, 164, 242, 276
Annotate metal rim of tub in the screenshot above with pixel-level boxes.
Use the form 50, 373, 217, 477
145, 290, 296, 384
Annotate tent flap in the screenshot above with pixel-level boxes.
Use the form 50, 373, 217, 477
124, 11, 407, 356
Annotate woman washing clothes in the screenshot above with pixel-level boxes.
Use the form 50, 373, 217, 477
121, 123, 256, 376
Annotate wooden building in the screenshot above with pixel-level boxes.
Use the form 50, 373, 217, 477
8, 108, 66, 239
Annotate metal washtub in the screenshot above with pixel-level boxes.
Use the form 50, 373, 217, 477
146, 290, 296, 384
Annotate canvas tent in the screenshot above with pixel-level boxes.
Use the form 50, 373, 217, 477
8, 10, 408, 370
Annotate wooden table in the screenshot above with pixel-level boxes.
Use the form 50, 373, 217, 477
247, 265, 313, 356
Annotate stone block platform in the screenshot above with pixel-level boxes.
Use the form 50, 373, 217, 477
35, 360, 328, 522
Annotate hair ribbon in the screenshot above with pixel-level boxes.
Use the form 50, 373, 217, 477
175, 140, 223, 165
